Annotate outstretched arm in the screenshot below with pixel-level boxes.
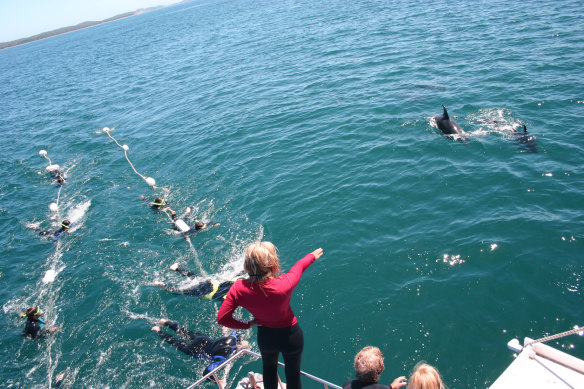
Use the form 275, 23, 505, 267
287, 248, 324, 285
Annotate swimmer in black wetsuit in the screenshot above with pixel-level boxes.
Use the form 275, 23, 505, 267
21, 306, 59, 339
169, 208, 220, 242
151, 319, 249, 380
150, 197, 168, 211
46, 164, 67, 186
31, 220, 71, 243
139, 196, 169, 212
154, 264, 245, 301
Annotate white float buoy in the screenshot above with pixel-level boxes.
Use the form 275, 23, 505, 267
39, 150, 48, 157
507, 338, 523, 353
145, 177, 156, 187
49, 203, 58, 212
122, 144, 129, 151
174, 219, 191, 233
103, 127, 110, 132
46, 164, 60, 172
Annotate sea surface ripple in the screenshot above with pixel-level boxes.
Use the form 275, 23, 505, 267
0, 0, 583, 387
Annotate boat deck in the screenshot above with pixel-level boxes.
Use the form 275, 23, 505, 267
490, 338, 584, 389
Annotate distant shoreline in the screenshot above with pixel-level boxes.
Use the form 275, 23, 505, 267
0, 6, 162, 50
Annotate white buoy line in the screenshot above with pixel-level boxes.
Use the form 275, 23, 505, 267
102, 127, 157, 188
101, 127, 206, 275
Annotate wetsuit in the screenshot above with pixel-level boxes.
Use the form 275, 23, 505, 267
343, 381, 392, 389
217, 253, 317, 389
171, 213, 218, 236
52, 227, 68, 242
162, 268, 245, 301
23, 317, 48, 339
48, 168, 66, 184
155, 321, 239, 375
38, 223, 70, 242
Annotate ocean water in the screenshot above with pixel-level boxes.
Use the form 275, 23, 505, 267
1, 0, 583, 387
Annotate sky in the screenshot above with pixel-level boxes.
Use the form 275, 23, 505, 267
0, 0, 181, 43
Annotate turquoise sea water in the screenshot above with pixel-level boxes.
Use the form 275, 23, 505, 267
1, 0, 583, 387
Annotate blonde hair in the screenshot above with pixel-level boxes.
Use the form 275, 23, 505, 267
408, 362, 445, 389
354, 346, 385, 384
244, 241, 281, 282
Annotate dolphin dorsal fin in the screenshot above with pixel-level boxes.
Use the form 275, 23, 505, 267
442, 105, 449, 120
523, 125, 528, 133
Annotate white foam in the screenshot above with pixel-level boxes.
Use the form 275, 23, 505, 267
65, 199, 91, 225
42, 269, 57, 283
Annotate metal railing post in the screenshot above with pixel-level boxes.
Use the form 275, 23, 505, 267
185, 349, 341, 389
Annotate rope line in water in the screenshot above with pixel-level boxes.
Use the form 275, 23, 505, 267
525, 326, 583, 347
187, 238, 206, 277
103, 127, 206, 274
161, 208, 207, 277
54, 185, 62, 221
40, 150, 62, 219
103, 127, 157, 188
39, 150, 52, 165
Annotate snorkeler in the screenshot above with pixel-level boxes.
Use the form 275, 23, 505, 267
44, 162, 67, 186
154, 263, 245, 301
151, 319, 249, 382
38, 150, 66, 185
20, 306, 59, 339
150, 197, 168, 211
169, 208, 220, 242
30, 220, 72, 242
139, 196, 169, 212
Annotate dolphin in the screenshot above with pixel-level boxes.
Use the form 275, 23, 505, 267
434, 105, 464, 136
514, 125, 538, 153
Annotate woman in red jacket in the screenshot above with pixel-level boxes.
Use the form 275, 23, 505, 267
217, 242, 324, 389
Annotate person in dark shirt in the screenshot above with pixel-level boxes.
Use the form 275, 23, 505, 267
30, 220, 71, 243
154, 263, 245, 301
151, 319, 249, 380
343, 347, 407, 389
150, 197, 168, 211
21, 306, 58, 339
51, 220, 71, 241
46, 164, 67, 186
169, 208, 220, 242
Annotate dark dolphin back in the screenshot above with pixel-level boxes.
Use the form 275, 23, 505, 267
442, 105, 449, 120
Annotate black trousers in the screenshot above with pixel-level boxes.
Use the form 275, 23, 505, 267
257, 323, 304, 389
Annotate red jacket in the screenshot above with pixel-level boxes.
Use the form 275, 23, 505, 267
217, 253, 316, 329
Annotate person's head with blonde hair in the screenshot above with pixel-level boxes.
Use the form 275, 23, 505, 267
408, 362, 445, 389
354, 346, 385, 384
244, 241, 281, 283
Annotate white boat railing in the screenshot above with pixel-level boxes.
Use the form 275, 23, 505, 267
186, 348, 342, 389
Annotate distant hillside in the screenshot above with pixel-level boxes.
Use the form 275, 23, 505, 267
0, 6, 162, 50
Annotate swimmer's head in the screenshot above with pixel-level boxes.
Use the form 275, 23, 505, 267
24, 306, 43, 321
195, 221, 206, 230
151, 198, 165, 208
61, 220, 71, 229
244, 241, 281, 282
